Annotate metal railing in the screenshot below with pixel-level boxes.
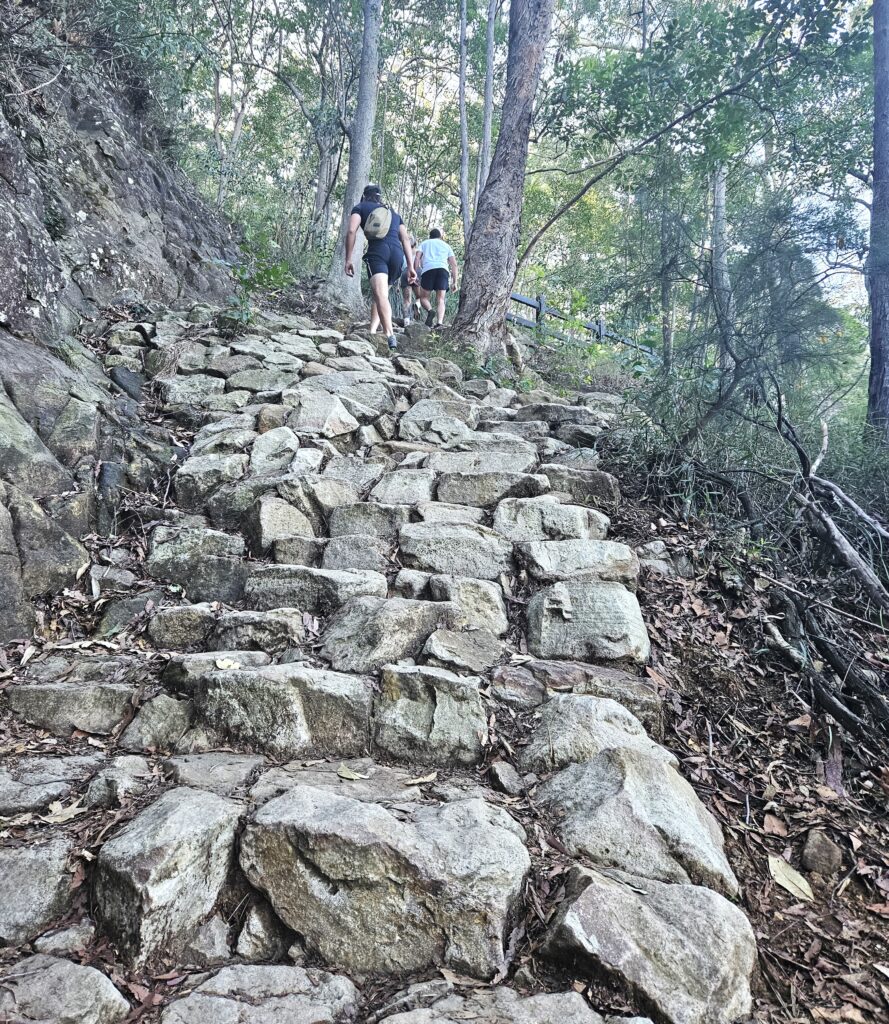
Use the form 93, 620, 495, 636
506, 292, 656, 359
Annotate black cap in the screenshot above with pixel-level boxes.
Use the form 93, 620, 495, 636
363, 183, 383, 200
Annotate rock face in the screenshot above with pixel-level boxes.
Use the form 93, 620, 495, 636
0, 28, 236, 640
93, 787, 241, 964
544, 867, 756, 1024
376, 985, 606, 1023
241, 787, 529, 977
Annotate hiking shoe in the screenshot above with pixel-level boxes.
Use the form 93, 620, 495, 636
425, 309, 435, 327
387, 335, 398, 351
404, 314, 413, 326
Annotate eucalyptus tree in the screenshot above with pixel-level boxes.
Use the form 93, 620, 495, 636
868, 0, 889, 437
453, 0, 557, 358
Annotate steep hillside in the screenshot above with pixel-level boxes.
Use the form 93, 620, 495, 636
0, 16, 237, 639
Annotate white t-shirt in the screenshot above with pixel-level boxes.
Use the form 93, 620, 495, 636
419, 238, 455, 273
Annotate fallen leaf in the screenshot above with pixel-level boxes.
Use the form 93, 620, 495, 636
215, 658, 241, 670
337, 763, 370, 780
764, 813, 788, 836
865, 902, 889, 917
768, 854, 814, 902
407, 771, 438, 785
41, 798, 88, 824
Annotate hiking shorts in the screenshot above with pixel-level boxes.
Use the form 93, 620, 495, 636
421, 268, 449, 292
364, 244, 402, 285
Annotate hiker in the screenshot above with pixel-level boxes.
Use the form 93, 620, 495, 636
401, 233, 421, 325
370, 233, 419, 333
345, 184, 416, 351
416, 228, 458, 328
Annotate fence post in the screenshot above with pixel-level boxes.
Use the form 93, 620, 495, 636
536, 294, 546, 328
597, 317, 605, 340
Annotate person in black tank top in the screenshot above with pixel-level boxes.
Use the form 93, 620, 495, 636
344, 184, 417, 350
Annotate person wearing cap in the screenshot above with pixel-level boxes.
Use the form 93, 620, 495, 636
345, 184, 416, 351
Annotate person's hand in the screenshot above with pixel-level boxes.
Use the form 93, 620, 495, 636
345, 262, 354, 278
408, 269, 418, 285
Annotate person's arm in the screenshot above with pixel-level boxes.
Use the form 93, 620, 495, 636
448, 253, 459, 290
401, 225, 417, 284
344, 212, 361, 277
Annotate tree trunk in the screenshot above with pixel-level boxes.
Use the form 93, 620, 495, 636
452, 0, 556, 359
868, 0, 889, 437
458, 0, 472, 243
311, 139, 334, 245
711, 161, 735, 367
476, 0, 497, 202
322, 0, 381, 311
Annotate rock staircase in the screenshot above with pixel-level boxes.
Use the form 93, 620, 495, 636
0, 305, 757, 1024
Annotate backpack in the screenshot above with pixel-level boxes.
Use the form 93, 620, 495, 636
363, 203, 392, 240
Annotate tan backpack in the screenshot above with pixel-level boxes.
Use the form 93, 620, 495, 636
363, 204, 392, 240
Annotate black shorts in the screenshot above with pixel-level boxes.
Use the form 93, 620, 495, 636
421, 268, 449, 292
364, 244, 402, 285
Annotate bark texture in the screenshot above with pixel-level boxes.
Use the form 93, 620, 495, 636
476, 0, 498, 201
868, 0, 889, 437
711, 162, 735, 367
452, 0, 556, 359
322, 0, 382, 312
458, 0, 472, 243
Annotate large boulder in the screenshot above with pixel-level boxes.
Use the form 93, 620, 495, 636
526, 581, 650, 664
516, 539, 639, 587
492, 495, 610, 543
0, 753, 101, 814
428, 575, 508, 635
538, 748, 738, 895
543, 867, 756, 1024
146, 526, 246, 604
539, 464, 619, 509
245, 564, 387, 613
376, 985, 605, 1024
493, 660, 661, 736
0, 838, 72, 944
328, 500, 410, 542
174, 453, 248, 511
370, 468, 437, 504
190, 663, 372, 758
321, 597, 455, 673
159, 965, 359, 1024
7, 678, 134, 736
0, 499, 31, 641
517, 694, 670, 774
245, 494, 316, 555
0, 955, 129, 1024
240, 787, 529, 977
374, 664, 486, 766
93, 787, 241, 965
435, 472, 550, 507
399, 522, 513, 580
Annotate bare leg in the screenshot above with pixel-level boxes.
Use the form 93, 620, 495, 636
369, 273, 394, 337
370, 304, 381, 333
436, 290, 447, 325
418, 287, 432, 312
